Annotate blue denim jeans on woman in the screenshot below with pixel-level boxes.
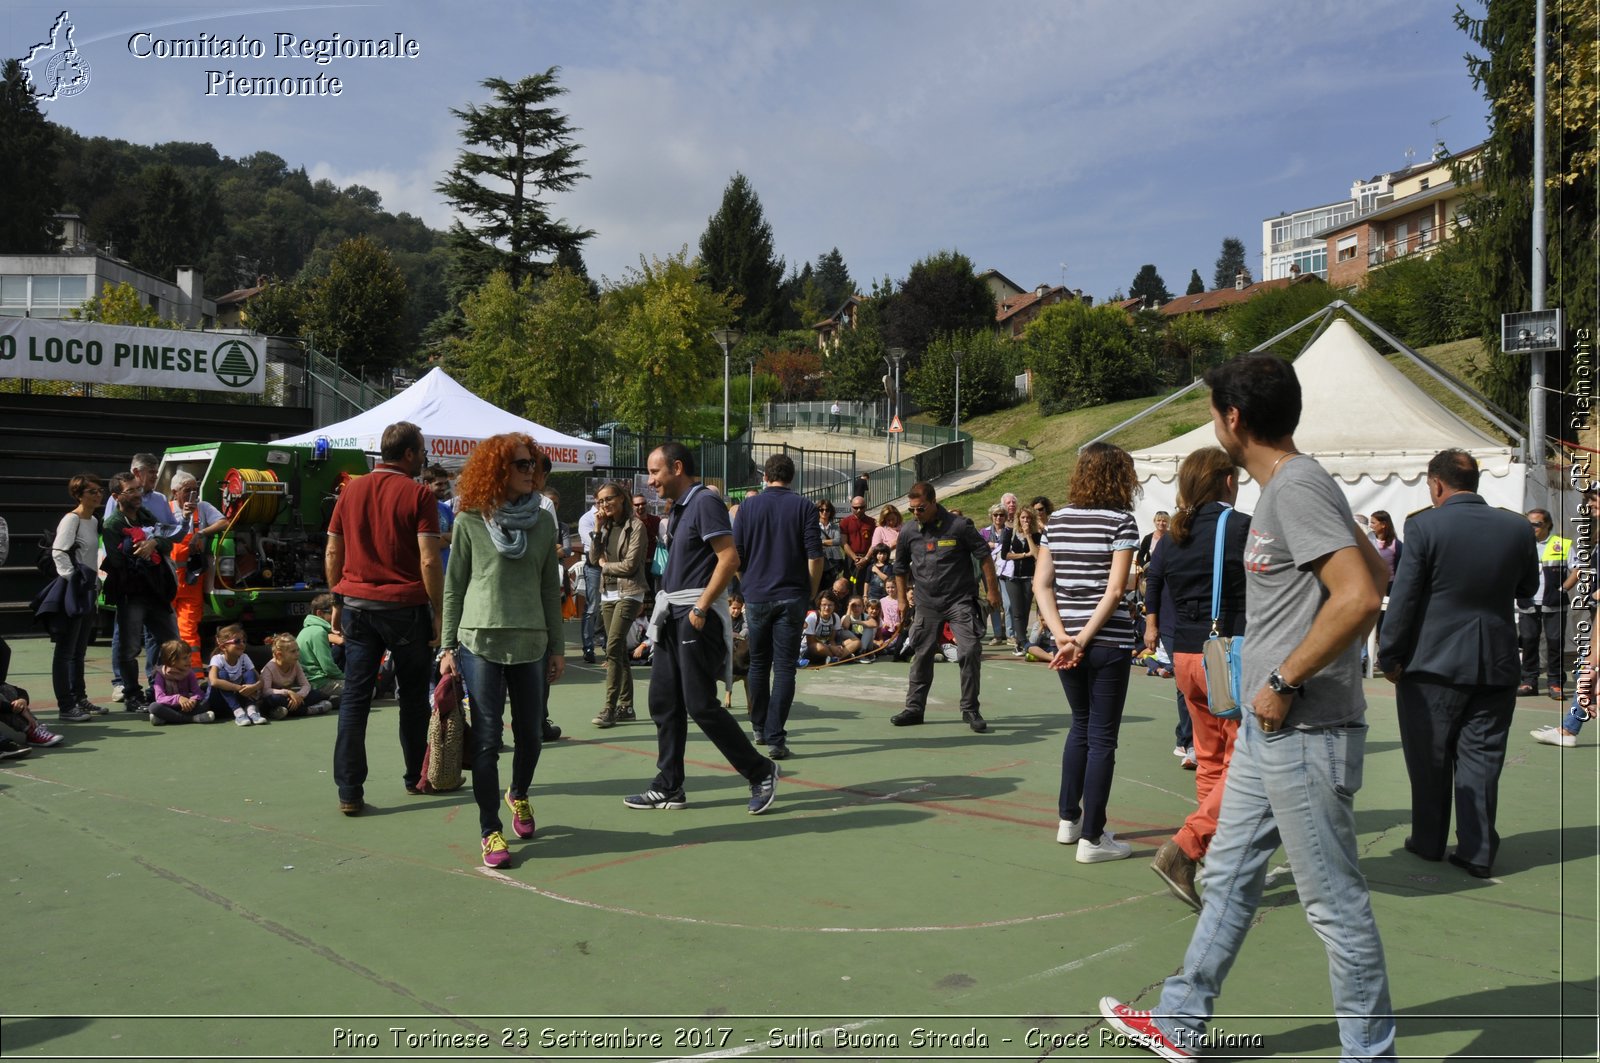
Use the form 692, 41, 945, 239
1153, 713, 1396, 1062
333, 604, 433, 803
1057, 641, 1132, 842
455, 645, 546, 837
744, 597, 808, 745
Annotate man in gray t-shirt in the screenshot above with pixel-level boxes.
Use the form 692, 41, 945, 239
1099, 354, 1396, 1062
1242, 455, 1366, 728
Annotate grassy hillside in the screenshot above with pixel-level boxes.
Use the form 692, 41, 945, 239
946, 335, 1502, 511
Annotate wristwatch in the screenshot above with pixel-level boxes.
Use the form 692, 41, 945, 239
690, 606, 707, 619
1267, 669, 1303, 695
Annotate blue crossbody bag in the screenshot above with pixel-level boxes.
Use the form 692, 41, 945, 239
1201, 507, 1244, 719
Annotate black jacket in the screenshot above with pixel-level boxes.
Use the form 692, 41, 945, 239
1144, 502, 1249, 655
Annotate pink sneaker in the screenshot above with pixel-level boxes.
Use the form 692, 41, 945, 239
26, 723, 64, 748
504, 790, 536, 839
1098, 998, 1195, 1061
481, 831, 511, 868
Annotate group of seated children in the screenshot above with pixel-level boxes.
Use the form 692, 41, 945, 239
799, 594, 906, 666
146, 624, 337, 727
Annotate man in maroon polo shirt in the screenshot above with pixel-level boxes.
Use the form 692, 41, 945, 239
839, 495, 876, 588
325, 421, 443, 815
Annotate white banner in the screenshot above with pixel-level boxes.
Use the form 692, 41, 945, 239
0, 318, 265, 395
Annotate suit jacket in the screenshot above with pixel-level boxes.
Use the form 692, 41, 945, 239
1377, 492, 1539, 687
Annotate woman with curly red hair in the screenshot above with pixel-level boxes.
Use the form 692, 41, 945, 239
439, 433, 565, 869
1034, 441, 1141, 865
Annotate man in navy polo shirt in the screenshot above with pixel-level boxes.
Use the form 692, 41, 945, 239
625, 442, 779, 814
733, 452, 823, 759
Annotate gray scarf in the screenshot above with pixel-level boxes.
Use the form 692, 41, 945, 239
484, 493, 546, 559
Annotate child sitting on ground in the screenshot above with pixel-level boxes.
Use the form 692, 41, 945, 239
208, 624, 267, 726
259, 634, 331, 719
0, 675, 65, 748
802, 594, 856, 665
295, 593, 345, 703
150, 640, 215, 725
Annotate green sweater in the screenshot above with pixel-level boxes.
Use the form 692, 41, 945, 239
296, 613, 344, 685
440, 508, 565, 665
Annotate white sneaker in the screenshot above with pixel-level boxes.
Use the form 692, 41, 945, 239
1172, 745, 1187, 758
1056, 818, 1082, 844
1077, 829, 1133, 863
110, 684, 125, 703
1531, 726, 1577, 748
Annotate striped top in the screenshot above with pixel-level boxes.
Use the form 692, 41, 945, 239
1040, 506, 1140, 648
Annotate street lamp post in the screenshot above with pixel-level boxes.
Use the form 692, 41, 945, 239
747, 355, 757, 444
951, 347, 966, 439
888, 346, 905, 466
712, 328, 742, 489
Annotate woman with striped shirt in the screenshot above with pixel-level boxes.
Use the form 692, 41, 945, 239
1034, 442, 1141, 863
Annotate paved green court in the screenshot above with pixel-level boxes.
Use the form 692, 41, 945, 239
2, 630, 1595, 1061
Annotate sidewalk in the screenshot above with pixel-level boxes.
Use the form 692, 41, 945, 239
754, 425, 1031, 509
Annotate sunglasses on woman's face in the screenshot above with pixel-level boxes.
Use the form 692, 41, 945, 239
510, 458, 535, 472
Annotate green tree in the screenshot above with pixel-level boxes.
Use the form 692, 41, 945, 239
1129, 264, 1172, 305
0, 59, 62, 251
759, 345, 823, 402
698, 173, 786, 334
446, 268, 602, 427
881, 249, 994, 363
301, 236, 411, 374
244, 277, 308, 337
908, 330, 1016, 424
70, 281, 172, 327
130, 164, 199, 278
1453, 0, 1598, 417
1222, 280, 1338, 357
823, 296, 891, 403
1349, 244, 1478, 349
599, 248, 737, 433
1158, 312, 1227, 383
436, 69, 595, 298
1024, 301, 1152, 414
1212, 237, 1249, 290
1186, 269, 1205, 295
814, 247, 855, 311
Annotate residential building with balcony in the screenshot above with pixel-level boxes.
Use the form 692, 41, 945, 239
1318, 144, 1481, 288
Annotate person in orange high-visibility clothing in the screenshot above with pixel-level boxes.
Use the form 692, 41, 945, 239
168, 472, 227, 671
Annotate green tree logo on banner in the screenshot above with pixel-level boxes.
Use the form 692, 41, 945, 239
213, 340, 260, 389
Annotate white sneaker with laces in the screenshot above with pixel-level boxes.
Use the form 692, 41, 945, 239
1056, 818, 1082, 844
1077, 829, 1133, 863
1531, 725, 1577, 748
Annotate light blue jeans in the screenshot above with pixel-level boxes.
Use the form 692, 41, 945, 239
1154, 713, 1396, 1062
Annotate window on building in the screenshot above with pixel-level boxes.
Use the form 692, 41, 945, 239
0, 276, 27, 317
1336, 235, 1358, 262
1419, 177, 1430, 190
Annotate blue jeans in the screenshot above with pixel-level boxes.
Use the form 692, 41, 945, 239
333, 604, 433, 802
581, 564, 604, 652
456, 645, 547, 837
114, 598, 178, 702
1154, 714, 1395, 1061
744, 597, 808, 745
108, 614, 160, 688
1057, 641, 1132, 841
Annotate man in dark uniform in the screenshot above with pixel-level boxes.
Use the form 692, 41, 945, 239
624, 442, 780, 814
891, 481, 1001, 733
1378, 448, 1539, 878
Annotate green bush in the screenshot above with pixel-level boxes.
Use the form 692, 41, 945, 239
1023, 301, 1154, 414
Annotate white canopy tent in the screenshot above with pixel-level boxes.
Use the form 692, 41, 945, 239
1130, 318, 1525, 529
278, 367, 609, 471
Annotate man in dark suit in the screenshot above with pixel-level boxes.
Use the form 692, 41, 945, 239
1378, 448, 1539, 878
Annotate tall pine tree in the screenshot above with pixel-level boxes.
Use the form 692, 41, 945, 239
814, 247, 855, 311
1212, 237, 1248, 290
698, 173, 785, 334
437, 69, 595, 299
1186, 269, 1205, 295
1129, 264, 1172, 305
0, 59, 62, 251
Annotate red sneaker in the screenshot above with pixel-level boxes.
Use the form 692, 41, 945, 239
27, 723, 64, 748
1098, 998, 1195, 1061
481, 831, 511, 868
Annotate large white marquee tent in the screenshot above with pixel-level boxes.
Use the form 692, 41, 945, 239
1129, 318, 1526, 529
278, 367, 609, 471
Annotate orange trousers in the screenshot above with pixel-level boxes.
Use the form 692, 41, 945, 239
1172, 651, 1240, 861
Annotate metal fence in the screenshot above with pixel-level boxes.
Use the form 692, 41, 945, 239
602, 431, 856, 500
764, 401, 972, 451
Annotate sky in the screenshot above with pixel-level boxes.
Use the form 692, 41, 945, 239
6, 0, 1494, 302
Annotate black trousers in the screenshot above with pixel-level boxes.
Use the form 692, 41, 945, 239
1395, 677, 1515, 868
648, 609, 771, 795
1518, 608, 1566, 687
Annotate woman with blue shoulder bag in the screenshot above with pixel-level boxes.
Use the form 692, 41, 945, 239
1141, 446, 1250, 911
